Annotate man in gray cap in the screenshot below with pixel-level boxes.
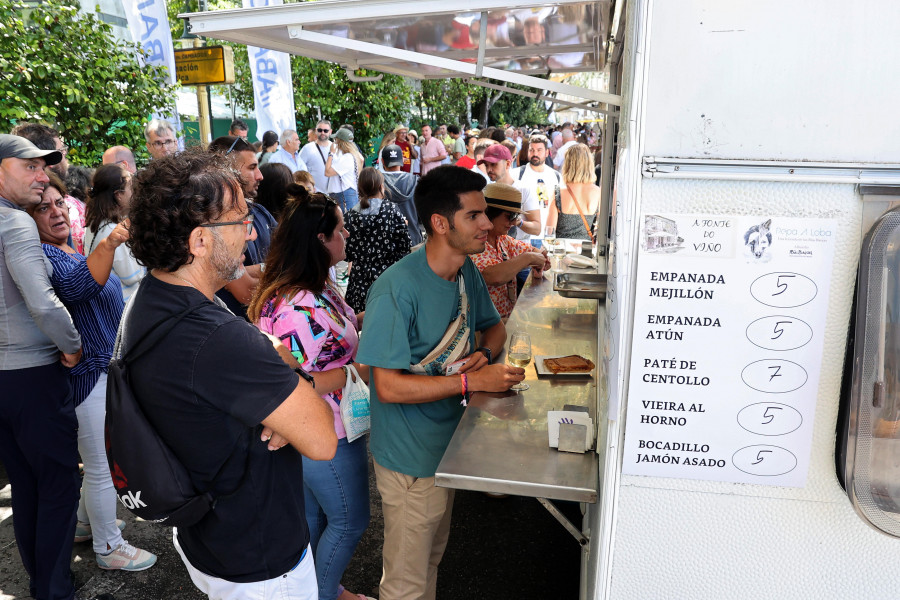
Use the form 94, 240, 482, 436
381, 144, 423, 246
0, 134, 85, 600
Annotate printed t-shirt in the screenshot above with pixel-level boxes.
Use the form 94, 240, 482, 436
470, 235, 535, 318
517, 165, 561, 240
396, 140, 413, 173
125, 274, 305, 583
257, 287, 359, 438
356, 247, 500, 478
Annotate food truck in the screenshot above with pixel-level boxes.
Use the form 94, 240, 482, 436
184, 1, 900, 597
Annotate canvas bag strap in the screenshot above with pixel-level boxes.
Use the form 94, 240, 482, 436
567, 188, 596, 243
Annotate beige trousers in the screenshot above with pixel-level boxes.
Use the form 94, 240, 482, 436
374, 460, 456, 600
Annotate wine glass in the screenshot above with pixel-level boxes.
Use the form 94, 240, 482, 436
544, 226, 558, 272
507, 331, 532, 392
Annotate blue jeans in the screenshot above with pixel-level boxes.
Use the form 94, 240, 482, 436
332, 188, 359, 213
303, 435, 370, 600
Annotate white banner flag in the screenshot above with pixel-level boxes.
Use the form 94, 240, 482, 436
243, 0, 296, 139
122, 0, 181, 139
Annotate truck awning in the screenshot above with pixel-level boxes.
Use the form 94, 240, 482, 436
181, 0, 621, 107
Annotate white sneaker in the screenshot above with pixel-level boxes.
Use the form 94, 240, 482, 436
74, 519, 126, 543
96, 541, 157, 571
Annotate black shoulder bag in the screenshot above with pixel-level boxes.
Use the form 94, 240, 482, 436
105, 302, 251, 527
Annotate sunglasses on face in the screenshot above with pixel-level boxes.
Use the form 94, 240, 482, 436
317, 128, 331, 133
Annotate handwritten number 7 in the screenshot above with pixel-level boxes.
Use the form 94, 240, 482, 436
772, 274, 795, 296
752, 450, 772, 465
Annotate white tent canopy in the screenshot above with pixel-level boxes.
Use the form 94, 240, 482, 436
181, 0, 622, 108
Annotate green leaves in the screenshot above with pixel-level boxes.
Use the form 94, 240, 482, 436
0, 0, 177, 166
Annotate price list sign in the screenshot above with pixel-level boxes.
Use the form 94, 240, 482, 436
622, 214, 836, 487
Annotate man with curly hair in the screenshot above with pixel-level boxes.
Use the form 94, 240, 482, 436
122, 148, 336, 599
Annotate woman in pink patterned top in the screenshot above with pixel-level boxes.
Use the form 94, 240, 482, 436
249, 184, 374, 600
470, 183, 549, 319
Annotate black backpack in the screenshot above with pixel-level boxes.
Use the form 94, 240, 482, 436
105, 302, 249, 527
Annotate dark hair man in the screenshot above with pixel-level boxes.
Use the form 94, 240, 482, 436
10, 121, 69, 179
447, 124, 465, 162
229, 118, 249, 140
0, 134, 84, 600
125, 148, 336, 598
208, 135, 276, 319
380, 144, 422, 245
516, 134, 561, 238
357, 165, 524, 600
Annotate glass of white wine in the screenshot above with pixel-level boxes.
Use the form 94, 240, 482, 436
544, 226, 558, 272
507, 331, 532, 392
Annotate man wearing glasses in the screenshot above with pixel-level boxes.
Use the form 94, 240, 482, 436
124, 148, 336, 600
300, 119, 337, 193
208, 135, 276, 320
144, 119, 177, 161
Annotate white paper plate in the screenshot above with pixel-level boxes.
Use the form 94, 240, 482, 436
534, 355, 595, 377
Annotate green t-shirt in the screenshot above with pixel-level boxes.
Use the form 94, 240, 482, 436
357, 247, 500, 477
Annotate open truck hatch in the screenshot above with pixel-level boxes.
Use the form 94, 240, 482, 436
181, 0, 622, 109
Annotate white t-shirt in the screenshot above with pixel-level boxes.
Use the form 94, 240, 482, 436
553, 140, 578, 169
516, 165, 562, 240
509, 179, 539, 241
299, 142, 332, 192
329, 151, 358, 194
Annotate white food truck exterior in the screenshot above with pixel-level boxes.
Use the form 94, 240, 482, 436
593, 0, 900, 598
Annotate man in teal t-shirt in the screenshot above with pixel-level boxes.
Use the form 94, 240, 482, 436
357, 166, 525, 600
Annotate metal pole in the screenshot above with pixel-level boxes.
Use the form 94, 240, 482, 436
194, 38, 212, 147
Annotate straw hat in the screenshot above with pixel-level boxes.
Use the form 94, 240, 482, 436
482, 182, 524, 214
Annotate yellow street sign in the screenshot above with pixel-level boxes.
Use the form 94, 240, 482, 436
174, 46, 235, 86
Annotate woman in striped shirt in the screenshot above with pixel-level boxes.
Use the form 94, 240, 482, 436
29, 173, 157, 572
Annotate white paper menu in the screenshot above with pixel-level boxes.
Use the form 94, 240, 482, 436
622, 214, 836, 487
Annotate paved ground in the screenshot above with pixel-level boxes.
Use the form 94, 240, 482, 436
0, 446, 582, 599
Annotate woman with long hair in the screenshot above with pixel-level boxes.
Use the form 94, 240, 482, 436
343, 167, 412, 313
256, 162, 294, 220
257, 130, 279, 166
546, 143, 602, 241
28, 173, 157, 571
324, 129, 364, 212
83, 164, 146, 301
249, 186, 373, 600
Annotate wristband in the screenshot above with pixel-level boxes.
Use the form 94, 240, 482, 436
460, 373, 468, 395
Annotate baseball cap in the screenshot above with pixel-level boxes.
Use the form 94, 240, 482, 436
482, 182, 524, 214
477, 144, 512, 165
381, 144, 404, 168
331, 128, 354, 142
0, 134, 62, 166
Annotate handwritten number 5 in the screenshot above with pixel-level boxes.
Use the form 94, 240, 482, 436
772, 274, 795, 297
771, 320, 791, 340
761, 406, 782, 424
752, 450, 772, 465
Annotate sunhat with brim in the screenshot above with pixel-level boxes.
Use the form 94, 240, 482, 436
483, 182, 524, 214
393, 125, 409, 134
0, 134, 62, 166
331, 128, 354, 142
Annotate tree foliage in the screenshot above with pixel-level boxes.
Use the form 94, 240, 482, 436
0, 0, 177, 166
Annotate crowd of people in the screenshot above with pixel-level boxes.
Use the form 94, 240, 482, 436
0, 115, 601, 600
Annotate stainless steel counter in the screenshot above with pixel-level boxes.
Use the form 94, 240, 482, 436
435, 267, 605, 503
